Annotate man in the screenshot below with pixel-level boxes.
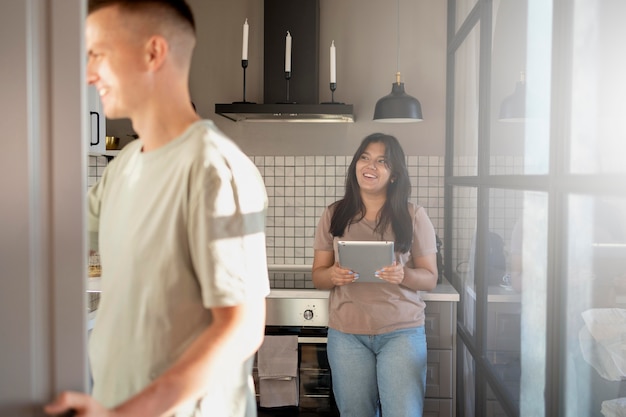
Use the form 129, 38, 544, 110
45, 1, 269, 416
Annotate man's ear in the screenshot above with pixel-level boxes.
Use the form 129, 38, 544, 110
144, 35, 168, 71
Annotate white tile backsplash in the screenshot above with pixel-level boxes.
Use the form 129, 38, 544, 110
89, 153, 446, 289
257, 154, 445, 288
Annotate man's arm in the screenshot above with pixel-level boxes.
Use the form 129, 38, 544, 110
44, 296, 266, 417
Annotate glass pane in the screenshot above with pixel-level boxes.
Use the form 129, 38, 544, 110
490, 0, 551, 175
520, 0, 552, 175
564, 195, 626, 416
487, 385, 510, 417
453, 22, 480, 176
486, 189, 548, 416
455, 0, 478, 32
489, 1, 527, 175
569, 2, 626, 174
452, 186, 478, 338
460, 341, 477, 416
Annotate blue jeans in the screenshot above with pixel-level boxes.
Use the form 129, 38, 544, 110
327, 326, 427, 417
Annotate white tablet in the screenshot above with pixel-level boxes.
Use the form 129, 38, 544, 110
337, 241, 395, 283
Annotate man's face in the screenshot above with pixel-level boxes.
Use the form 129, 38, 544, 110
86, 6, 147, 120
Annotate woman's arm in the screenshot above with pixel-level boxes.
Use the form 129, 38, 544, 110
376, 253, 438, 291
382, 204, 439, 291
312, 249, 357, 289
402, 253, 438, 291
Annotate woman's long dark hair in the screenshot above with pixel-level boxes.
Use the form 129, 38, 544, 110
329, 133, 413, 253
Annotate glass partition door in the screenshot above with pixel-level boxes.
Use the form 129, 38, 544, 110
445, 0, 626, 416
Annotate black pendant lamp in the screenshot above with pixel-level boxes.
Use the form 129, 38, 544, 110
374, 72, 423, 122
373, 0, 423, 123
498, 71, 526, 122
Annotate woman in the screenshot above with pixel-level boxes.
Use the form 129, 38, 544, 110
312, 133, 438, 417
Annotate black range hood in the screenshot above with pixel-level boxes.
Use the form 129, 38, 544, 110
215, 103, 354, 123
215, 0, 354, 123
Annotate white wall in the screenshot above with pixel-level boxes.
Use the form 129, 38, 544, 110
186, 0, 447, 157
106, 0, 447, 155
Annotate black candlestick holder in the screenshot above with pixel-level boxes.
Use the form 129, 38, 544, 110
321, 82, 343, 104
278, 71, 296, 104
233, 59, 255, 104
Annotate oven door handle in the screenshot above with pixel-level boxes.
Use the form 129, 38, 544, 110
297, 336, 328, 344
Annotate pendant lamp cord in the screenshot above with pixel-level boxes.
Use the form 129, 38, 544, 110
396, 0, 400, 75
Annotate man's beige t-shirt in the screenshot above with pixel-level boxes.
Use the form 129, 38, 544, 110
314, 202, 437, 334
87, 120, 269, 416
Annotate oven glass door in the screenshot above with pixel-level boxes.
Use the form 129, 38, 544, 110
255, 326, 338, 417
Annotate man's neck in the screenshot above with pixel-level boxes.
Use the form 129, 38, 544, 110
132, 111, 201, 152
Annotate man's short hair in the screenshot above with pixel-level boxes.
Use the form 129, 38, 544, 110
88, 0, 195, 34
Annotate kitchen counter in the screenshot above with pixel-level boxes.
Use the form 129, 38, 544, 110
88, 276, 460, 302
423, 279, 460, 302
268, 278, 459, 302
464, 284, 522, 303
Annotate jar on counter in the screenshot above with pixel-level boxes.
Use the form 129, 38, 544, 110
88, 251, 101, 278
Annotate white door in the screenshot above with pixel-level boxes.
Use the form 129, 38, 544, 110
0, 1, 88, 415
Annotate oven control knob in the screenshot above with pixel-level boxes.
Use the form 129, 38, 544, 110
303, 309, 314, 320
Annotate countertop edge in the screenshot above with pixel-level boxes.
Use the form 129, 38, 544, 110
268, 279, 460, 302
87, 277, 461, 302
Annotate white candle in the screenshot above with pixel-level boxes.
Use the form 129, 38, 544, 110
242, 18, 249, 60
330, 40, 336, 83
285, 31, 292, 72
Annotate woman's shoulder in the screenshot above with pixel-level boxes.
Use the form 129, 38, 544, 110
406, 201, 423, 213
409, 200, 432, 210
318, 201, 338, 220
326, 200, 342, 214
406, 201, 432, 221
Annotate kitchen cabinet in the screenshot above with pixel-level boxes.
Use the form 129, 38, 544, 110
87, 85, 106, 155
486, 399, 508, 417
485, 288, 522, 411
423, 282, 459, 417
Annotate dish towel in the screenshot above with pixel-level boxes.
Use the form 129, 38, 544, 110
579, 308, 626, 381
257, 335, 299, 407
602, 397, 626, 417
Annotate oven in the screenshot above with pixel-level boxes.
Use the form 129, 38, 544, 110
254, 287, 339, 417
